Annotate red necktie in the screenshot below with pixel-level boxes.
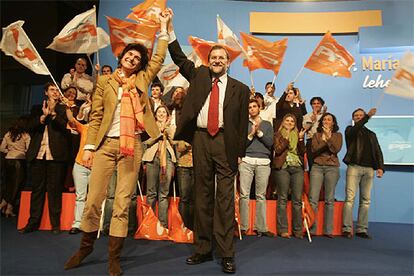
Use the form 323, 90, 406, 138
207, 78, 220, 136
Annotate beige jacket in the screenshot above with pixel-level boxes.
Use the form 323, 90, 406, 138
86, 39, 168, 149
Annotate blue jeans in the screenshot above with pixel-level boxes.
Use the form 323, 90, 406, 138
177, 166, 194, 230
274, 166, 304, 235
309, 164, 339, 235
342, 164, 374, 233
72, 163, 91, 228
146, 156, 174, 228
239, 161, 271, 232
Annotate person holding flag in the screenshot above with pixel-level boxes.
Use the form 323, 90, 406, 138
64, 9, 172, 276
167, 10, 250, 274
61, 57, 94, 105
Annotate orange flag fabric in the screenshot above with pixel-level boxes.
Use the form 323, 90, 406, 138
304, 31, 355, 78
301, 193, 315, 233
134, 202, 171, 240
106, 16, 158, 57
234, 189, 242, 237
240, 32, 288, 75
385, 51, 414, 99
188, 36, 241, 66
126, 0, 166, 23
169, 200, 193, 243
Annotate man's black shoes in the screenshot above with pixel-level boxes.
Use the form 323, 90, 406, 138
221, 257, 236, 274
356, 232, 372, 239
186, 253, 213, 265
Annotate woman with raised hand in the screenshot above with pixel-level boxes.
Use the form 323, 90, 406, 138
64, 9, 172, 276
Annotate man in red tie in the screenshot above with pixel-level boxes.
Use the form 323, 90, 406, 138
167, 16, 250, 274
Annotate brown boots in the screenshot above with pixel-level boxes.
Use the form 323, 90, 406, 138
108, 236, 125, 276
64, 231, 98, 270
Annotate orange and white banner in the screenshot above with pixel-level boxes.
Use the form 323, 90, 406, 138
385, 51, 414, 99
157, 51, 201, 92
240, 32, 288, 75
134, 202, 171, 241
188, 36, 241, 66
217, 15, 246, 58
304, 31, 355, 78
169, 200, 193, 243
106, 16, 158, 57
0, 20, 49, 75
47, 6, 108, 54
126, 0, 166, 23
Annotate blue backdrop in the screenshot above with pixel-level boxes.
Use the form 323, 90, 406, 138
97, 0, 414, 224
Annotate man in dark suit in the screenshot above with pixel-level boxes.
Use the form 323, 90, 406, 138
167, 20, 249, 274
19, 82, 69, 234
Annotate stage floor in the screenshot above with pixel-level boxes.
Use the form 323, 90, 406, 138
1, 216, 413, 275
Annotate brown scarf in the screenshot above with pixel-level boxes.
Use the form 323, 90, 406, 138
114, 68, 145, 156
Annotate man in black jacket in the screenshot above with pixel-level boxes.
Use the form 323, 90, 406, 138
19, 82, 69, 234
342, 107, 384, 239
167, 19, 249, 274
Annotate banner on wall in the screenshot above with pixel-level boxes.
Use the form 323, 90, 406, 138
47, 6, 109, 54
126, 0, 166, 23
240, 32, 288, 75
0, 20, 49, 75
106, 16, 158, 57
384, 51, 414, 99
304, 31, 355, 78
188, 36, 241, 66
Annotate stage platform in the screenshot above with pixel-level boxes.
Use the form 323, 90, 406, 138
17, 191, 345, 235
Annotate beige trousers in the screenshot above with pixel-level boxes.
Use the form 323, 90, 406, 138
80, 136, 142, 237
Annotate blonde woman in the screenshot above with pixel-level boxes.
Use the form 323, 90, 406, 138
272, 114, 306, 239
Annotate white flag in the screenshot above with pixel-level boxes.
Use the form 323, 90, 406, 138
97, 27, 110, 50
47, 6, 106, 54
0, 20, 49, 75
217, 15, 246, 58
157, 51, 202, 93
385, 51, 414, 100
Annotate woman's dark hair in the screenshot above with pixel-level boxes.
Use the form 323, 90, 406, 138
117, 43, 149, 74
8, 116, 29, 142
317, 112, 339, 133
154, 104, 170, 120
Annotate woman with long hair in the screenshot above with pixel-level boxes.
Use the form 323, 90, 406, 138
309, 112, 342, 238
0, 116, 30, 217
143, 105, 176, 228
272, 113, 306, 239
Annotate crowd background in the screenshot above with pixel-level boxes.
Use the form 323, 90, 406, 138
1, 0, 413, 227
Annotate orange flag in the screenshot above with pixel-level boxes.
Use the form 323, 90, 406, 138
304, 31, 355, 78
134, 202, 171, 240
301, 193, 315, 233
234, 189, 242, 237
188, 36, 241, 66
169, 200, 194, 243
126, 0, 167, 23
106, 16, 159, 57
240, 32, 288, 75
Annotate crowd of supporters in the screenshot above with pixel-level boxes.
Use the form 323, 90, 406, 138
0, 59, 383, 240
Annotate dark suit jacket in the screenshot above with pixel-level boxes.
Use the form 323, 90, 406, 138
168, 40, 250, 171
26, 103, 70, 163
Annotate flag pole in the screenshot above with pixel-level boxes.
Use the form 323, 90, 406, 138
375, 91, 386, 108
293, 65, 305, 83
271, 74, 276, 87
137, 179, 144, 201
250, 71, 255, 89
21, 30, 64, 97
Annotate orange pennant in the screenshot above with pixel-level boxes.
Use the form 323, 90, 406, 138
304, 31, 355, 78
106, 16, 159, 57
234, 190, 242, 237
168, 200, 194, 243
134, 202, 171, 240
240, 32, 288, 75
301, 193, 315, 233
126, 0, 167, 23
188, 36, 241, 66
